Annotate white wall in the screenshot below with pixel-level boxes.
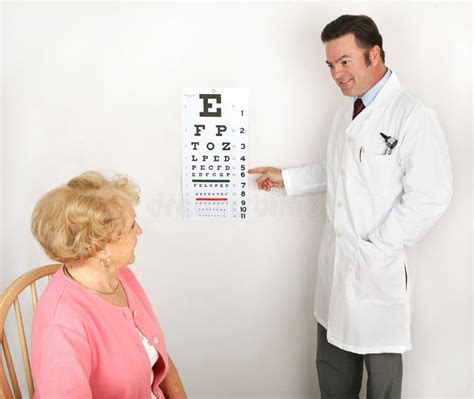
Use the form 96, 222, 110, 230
0, 2, 3, 290
1, 2, 472, 398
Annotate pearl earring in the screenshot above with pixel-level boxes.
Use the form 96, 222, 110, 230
100, 257, 111, 267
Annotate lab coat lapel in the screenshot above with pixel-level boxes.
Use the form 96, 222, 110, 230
344, 72, 402, 136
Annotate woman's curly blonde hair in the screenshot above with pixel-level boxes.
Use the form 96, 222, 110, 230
31, 171, 140, 263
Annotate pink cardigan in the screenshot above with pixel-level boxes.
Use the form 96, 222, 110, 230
32, 266, 169, 398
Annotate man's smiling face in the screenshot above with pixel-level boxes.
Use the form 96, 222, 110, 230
325, 33, 380, 97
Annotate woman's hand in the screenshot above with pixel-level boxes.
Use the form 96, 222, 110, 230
160, 355, 187, 399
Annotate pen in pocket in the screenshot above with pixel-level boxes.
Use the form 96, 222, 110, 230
359, 146, 364, 162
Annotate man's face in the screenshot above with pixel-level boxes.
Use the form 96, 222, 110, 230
325, 33, 378, 97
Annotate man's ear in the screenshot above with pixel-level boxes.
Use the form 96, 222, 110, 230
370, 45, 381, 65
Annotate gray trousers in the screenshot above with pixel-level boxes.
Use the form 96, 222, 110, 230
316, 323, 402, 399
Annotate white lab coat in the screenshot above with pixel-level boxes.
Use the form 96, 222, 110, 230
282, 72, 452, 354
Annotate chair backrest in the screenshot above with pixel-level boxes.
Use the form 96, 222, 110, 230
0, 264, 61, 399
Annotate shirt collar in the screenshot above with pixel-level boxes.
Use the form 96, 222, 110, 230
355, 68, 392, 107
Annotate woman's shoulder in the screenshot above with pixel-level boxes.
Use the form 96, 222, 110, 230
33, 268, 97, 335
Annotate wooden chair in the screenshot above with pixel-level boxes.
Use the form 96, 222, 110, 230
0, 264, 61, 399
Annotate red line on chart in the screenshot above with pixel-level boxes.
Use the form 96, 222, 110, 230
196, 198, 228, 201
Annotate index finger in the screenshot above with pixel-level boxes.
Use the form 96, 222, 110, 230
248, 167, 268, 174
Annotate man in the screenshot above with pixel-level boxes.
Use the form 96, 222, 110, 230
249, 15, 452, 399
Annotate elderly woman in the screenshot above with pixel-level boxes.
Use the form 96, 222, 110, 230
31, 171, 186, 398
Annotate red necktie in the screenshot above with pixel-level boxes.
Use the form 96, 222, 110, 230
353, 98, 365, 119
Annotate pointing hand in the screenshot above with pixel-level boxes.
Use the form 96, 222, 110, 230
248, 167, 284, 191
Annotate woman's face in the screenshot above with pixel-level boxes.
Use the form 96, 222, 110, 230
107, 205, 142, 267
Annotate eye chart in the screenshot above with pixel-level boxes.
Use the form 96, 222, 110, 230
181, 88, 248, 221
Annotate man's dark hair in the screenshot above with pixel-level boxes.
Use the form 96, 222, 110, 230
321, 15, 385, 64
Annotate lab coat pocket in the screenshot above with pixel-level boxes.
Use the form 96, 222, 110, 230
356, 239, 407, 303
358, 151, 396, 197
